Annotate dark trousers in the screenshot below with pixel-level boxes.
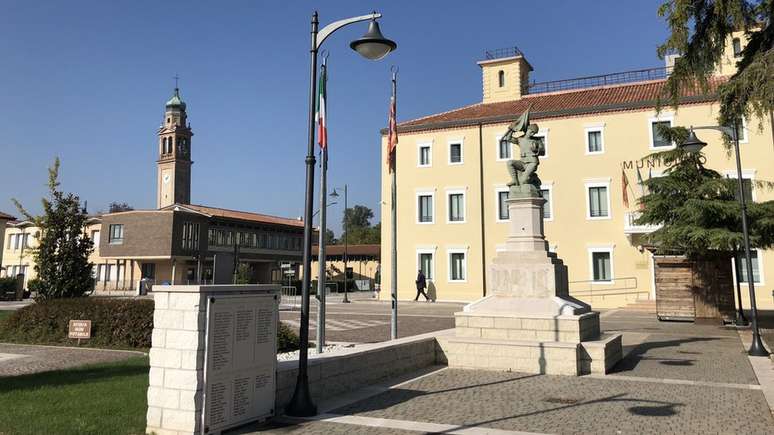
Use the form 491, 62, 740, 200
414, 287, 429, 301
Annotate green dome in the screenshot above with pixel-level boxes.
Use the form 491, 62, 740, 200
166, 88, 186, 110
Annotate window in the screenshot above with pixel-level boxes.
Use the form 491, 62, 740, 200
497, 189, 509, 221
141, 263, 156, 279
650, 119, 673, 148
497, 135, 511, 160
181, 222, 199, 250
109, 224, 124, 244
585, 181, 611, 219
540, 186, 553, 220
418, 252, 434, 280
725, 170, 756, 203
590, 250, 613, 282
90, 230, 100, 247
726, 117, 748, 143
586, 128, 603, 154
447, 191, 465, 223
735, 250, 762, 284
534, 130, 548, 157
417, 193, 434, 224
449, 141, 463, 164
418, 142, 432, 167
498, 70, 505, 87
732, 37, 742, 57
448, 250, 467, 282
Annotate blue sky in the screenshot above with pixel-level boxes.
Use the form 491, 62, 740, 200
0, 1, 669, 234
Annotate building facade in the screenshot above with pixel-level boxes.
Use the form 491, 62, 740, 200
380, 34, 774, 309
1, 87, 304, 293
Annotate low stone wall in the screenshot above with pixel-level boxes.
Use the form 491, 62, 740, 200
275, 330, 445, 412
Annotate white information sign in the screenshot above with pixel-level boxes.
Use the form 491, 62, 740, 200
202, 294, 277, 434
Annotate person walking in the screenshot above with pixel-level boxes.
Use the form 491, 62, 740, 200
414, 269, 430, 302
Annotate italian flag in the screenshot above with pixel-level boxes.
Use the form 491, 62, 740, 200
317, 64, 327, 150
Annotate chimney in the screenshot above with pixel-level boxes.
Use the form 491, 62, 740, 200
478, 47, 533, 103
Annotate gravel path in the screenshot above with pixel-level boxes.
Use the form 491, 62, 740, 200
0, 343, 145, 377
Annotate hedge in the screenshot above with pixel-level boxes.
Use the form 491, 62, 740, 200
0, 298, 154, 349
0, 297, 301, 352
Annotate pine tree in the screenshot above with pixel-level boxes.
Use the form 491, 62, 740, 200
657, 0, 774, 133
13, 158, 95, 299
636, 137, 774, 256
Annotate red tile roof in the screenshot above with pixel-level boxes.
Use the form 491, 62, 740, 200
180, 204, 304, 228
396, 79, 722, 133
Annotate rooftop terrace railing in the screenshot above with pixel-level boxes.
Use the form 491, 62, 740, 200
527, 66, 673, 95
483, 46, 525, 60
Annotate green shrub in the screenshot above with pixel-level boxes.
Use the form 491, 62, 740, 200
0, 297, 302, 353
0, 277, 16, 293
277, 321, 300, 353
0, 298, 153, 349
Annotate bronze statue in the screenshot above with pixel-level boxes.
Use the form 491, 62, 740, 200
502, 106, 543, 197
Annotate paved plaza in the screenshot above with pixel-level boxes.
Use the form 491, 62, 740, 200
0, 343, 145, 377
280, 300, 461, 343
246, 308, 774, 434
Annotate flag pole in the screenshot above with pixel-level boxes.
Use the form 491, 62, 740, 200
316, 58, 328, 354
390, 66, 398, 340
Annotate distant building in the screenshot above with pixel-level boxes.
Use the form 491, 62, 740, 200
0, 211, 16, 276
1, 87, 304, 293
310, 244, 381, 291
380, 31, 773, 309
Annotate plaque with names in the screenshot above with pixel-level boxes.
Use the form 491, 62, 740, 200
202, 294, 277, 434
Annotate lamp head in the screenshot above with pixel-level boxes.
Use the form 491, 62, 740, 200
330, 189, 340, 199
350, 19, 397, 60
679, 129, 707, 153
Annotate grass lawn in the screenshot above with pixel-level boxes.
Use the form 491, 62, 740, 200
0, 310, 13, 323
0, 356, 149, 435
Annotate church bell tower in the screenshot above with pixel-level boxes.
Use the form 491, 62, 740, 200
156, 85, 193, 209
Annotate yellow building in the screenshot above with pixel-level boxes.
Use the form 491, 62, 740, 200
381, 36, 774, 309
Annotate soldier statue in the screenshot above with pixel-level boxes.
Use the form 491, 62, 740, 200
502, 106, 543, 197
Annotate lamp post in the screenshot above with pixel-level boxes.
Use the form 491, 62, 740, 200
679, 125, 769, 357
285, 11, 396, 418
330, 185, 350, 303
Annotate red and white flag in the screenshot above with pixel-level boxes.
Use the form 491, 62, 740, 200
622, 167, 630, 208
316, 64, 327, 150
387, 80, 398, 171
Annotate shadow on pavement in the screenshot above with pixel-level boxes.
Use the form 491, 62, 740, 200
611, 336, 719, 374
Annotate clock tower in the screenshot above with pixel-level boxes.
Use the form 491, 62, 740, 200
156, 86, 193, 209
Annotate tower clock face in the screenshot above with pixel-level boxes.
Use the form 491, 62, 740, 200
163, 173, 171, 184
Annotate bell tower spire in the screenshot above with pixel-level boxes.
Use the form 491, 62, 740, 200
157, 80, 194, 209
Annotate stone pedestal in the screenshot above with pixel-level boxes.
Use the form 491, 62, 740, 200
446, 197, 622, 375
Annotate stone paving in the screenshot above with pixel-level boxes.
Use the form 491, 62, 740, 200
247, 308, 774, 434
0, 343, 145, 376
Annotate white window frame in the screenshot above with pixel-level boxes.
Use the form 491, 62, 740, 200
417, 141, 433, 168
535, 128, 549, 159
723, 169, 757, 202
587, 245, 615, 285
447, 247, 468, 283
495, 186, 509, 223
648, 115, 675, 150
415, 190, 435, 225
584, 124, 605, 155
416, 247, 436, 282
495, 134, 511, 161
448, 139, 464, 165
732, 249, 765, 285
584, 178, 612, 220
540, 182, 554, 221
446, 188, 467, 224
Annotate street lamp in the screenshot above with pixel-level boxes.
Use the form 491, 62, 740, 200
330, 186, 351, 304
679, 125, 769, 357
285, 11, 396, 418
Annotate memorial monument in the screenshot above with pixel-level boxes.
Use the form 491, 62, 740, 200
442, 107, 622, 375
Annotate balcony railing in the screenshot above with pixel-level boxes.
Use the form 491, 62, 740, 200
624, 211, 661, 234
483, 46, 524, 60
